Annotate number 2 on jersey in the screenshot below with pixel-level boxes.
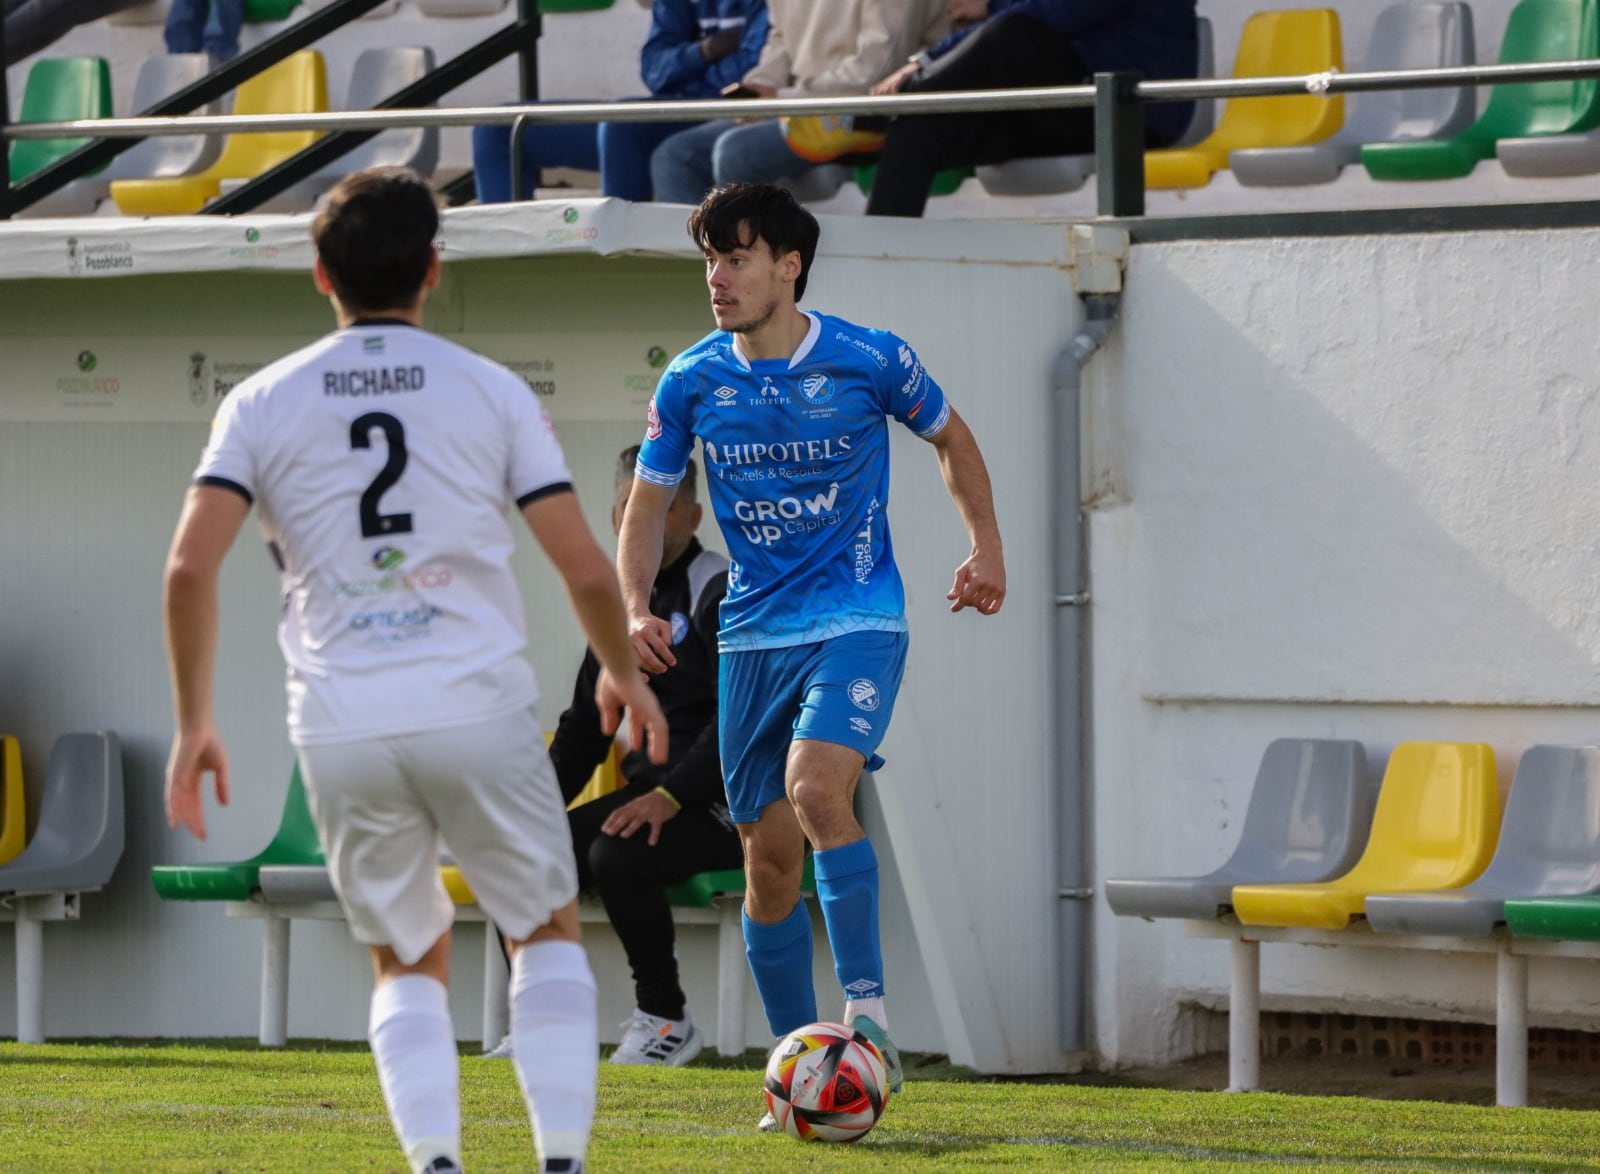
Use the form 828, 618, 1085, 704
350, 412, 414, 538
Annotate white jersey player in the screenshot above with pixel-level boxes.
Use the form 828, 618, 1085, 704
162, 167, 666, 1174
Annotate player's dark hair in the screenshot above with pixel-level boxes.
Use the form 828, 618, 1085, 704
312, 167, 439, 316
687, 183, 820, 302
617, 443, 698, 502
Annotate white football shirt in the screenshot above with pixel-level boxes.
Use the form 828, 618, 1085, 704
194, 321, 572, 747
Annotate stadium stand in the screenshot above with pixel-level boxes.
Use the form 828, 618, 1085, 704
1145, 8, 1345, 190
1231, 0, 1476, 186
0, 732, 125, 1043
1231, 742, 1500, 930
108, 47, 327, 214
1364, 0, 1600, 179
1102, 738, 1372, 921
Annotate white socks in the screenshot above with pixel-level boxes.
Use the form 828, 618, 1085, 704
511, 940, 598, 1167
846, 996, 888, 1031
368, 974, 460, 1174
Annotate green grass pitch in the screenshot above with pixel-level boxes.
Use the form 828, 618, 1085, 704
4, 1040, 1597, 1171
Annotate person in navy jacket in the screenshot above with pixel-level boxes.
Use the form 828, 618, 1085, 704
473, 0, 769, 203
864, 0, 1197, 216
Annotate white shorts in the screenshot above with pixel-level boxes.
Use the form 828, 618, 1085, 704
296, 707, 578, 965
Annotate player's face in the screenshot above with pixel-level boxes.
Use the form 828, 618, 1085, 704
704, 234, 792, 335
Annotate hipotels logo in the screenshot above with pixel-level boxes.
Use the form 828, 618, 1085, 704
732, 482, 841, 546
836, 331, 887, 368
703, 434, 851, 466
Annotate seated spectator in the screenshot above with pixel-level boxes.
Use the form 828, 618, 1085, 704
472, 0, 769, 204
861, 0, 1198, 217
649, 0, 948, 205
488, 446, 742, 1066
164, 0, 244, 64
3, 0, 141, 65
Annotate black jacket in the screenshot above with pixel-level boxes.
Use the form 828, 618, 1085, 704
549, 538, 728, 808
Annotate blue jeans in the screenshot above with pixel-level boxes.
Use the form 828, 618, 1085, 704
649, 119, 816, 205
163, 0, 244, 61
471, 100, 703, 203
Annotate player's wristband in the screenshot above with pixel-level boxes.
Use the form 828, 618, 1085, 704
654, 786, 682, 811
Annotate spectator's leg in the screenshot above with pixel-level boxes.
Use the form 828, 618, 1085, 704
204, 0, 244, 63
650, 120, 734, 205
472, 106, 602, 203
162, 0, 207, 55
598, 118, 700, 202
866, 13, 1090, 217
710, 120, 816, 189
587, 807, 744, 1020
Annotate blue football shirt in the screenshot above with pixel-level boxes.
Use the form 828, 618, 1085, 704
636, 311, 951, 651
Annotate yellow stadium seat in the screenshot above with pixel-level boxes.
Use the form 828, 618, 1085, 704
442, 740, 622, 904
0, 735, 26, 866
1232, 741, 1499, 929
1145, 9, 1345, 190
110, 50, 327, 216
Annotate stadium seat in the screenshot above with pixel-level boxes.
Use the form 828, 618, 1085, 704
1144, 9, 1344, 190
782, 164, 852, 204
110, 49, 328, 216
0, 733, 124, 897
151, 762, 322, 901
240, 45, 439, 212
1364, 0, 1600, 180
0, 736, 26, 868
853, 163, 973, 199
1103, 739, 1372, 921
415, 0, 506, 13
244, 0, 302, 20
1231, 741, 1499, 929
1504, 892, 1600, 938
1232, 1, 1476, 187
7, 57, 114, 194
1364, 745, 1600, 936
665, 857, 815, 908
976, 17, 1217, 198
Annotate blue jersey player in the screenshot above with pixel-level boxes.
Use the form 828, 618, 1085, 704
617, 183, 1005, 1121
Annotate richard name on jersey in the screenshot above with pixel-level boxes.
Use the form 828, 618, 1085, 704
636, 311, 950, 652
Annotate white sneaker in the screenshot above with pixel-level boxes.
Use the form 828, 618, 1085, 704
757, 1111, 778, 1132
482, 1033, 513, 1059
609, 1009, 703, 1067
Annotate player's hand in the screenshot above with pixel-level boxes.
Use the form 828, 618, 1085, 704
629, 614, 677, 673
165, 726, 231, 841
597, 668, 671, 764
947, 547, 1006, 615
601, 789, 680, 846
871, 61, 921, 96
948, 0, 987, 26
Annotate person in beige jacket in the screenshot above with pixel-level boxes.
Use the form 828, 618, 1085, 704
650, 0, 947, 204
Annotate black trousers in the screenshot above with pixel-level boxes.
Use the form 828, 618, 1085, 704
865, 12, 1093, 218
499, 787, 744, 1022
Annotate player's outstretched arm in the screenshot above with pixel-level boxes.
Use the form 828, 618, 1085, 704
928, 407, 1007, 616
163, 485, 249, 839
616, 476, 679, 673
521, 488, 669, 764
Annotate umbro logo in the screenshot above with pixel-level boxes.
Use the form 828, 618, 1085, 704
844, 979, 880, 995
714, 385, 738, 401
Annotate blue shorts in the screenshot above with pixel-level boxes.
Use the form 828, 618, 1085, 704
718, 630, 909, 824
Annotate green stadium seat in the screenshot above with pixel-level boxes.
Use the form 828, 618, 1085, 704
852, 163, 973, 200
1363, 0, 1600, 180
1505, 893, 1600, 939
243, 0, 302, 21
151, 763, 322, 901
7, 57, 113, 185
665, 857, 815, 909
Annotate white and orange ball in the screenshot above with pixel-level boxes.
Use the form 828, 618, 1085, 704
763, 1021, 890, 1143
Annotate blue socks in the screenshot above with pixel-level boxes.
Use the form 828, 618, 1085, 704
814, 838, 885, 1004
743, 899, 816, 1037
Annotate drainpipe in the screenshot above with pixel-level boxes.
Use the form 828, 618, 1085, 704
1055, 224, 1128, 1057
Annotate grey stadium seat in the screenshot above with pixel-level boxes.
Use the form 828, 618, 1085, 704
0, 732, 124, 896
1104, 738, 1372, 921
1365, 744, 1600, 937
1231, 1, 1476, 187
257, 864, 338, 902
976, 17, 1215, 198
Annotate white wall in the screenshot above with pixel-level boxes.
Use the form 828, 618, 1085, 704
1092, 226, 1600, 1065
0, 212, 1075, 1071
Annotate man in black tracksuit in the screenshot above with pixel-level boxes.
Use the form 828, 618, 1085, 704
494, 445, 741, 1067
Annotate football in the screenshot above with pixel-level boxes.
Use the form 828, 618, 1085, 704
763, 1021, 891, 1143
